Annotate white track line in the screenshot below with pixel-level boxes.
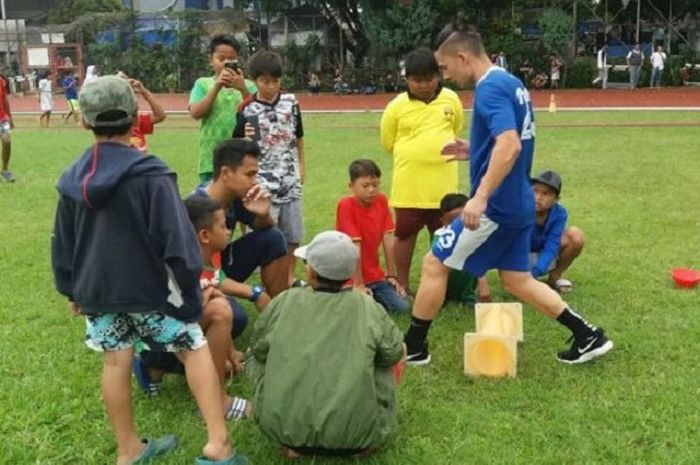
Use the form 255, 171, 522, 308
12, 106, 700, 116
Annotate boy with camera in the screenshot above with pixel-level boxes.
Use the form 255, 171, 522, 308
189, 35, 257, 182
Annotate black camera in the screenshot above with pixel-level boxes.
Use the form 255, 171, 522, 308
224, 60, 240, 72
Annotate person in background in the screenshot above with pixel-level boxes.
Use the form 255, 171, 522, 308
626, 43, 644, 89
61, 71, 80, 124
38, 71, 53, 128
650, 45, 667, 88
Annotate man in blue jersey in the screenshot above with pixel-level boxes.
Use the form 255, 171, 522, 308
404, 22, 613, 366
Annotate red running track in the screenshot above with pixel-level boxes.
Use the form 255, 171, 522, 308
10, 87, 700, 112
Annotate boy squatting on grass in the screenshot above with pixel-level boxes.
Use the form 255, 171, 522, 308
380, 47, 464, 293
247, 230, 406, 459
132, 195, 250, 421
233, 50, 305, 287
190, 34, 257, 183
51, 76, 247, 465
336, 159, 410, 313
437, 193, 491, 306
479, 170, 585, 299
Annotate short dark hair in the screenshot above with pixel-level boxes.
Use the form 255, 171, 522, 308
434, 22, 486, 57
210, 34, 241, 55
440, 193, 469, 213
404, 47, 439, 78
212, 138, 260, 180
348, 159, 381, 182
248, 50, 283, 79
315, 274, 347, 290
91, 110, 134, 137
184, 195, 223, 232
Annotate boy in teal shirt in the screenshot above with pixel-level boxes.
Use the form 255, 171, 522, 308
189, 35, 256, 182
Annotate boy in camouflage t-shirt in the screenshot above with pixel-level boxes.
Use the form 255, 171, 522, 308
234, 50, 305, 285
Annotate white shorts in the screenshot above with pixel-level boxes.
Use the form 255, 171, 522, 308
40, 94, 53, 112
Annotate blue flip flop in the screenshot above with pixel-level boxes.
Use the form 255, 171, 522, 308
129, 435, 178, 465
194, 453, 249, 465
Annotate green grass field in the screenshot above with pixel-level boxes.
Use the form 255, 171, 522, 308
1, 111, 699, 465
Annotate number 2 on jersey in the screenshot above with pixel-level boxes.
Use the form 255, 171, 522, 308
515, 87, 535, 140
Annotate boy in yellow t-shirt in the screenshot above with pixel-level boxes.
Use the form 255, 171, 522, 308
380, 47, 464, 291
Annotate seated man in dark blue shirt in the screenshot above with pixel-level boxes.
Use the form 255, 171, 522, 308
529, 170, 584, 293
134, 139, 288, 396
192, 138, 289, 302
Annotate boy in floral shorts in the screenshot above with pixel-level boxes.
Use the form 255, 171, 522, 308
51, 75, 247, 465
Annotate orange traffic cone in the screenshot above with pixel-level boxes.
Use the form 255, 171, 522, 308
548, 93, 557, 113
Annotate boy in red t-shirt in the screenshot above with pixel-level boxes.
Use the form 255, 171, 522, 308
336, 159, 409, 313
117, 72, 166, 153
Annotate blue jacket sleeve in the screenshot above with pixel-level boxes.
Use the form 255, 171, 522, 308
148, 176, 203, 322
51, 196, 75, 300
532, 207, 567, 278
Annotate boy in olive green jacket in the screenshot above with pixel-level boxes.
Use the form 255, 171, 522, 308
248, 231, 405, 458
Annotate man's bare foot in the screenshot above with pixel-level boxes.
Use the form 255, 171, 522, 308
282, 446, 302, 459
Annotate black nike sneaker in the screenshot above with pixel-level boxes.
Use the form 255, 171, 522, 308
406, 341, 432, 366
556, 328, 614, 364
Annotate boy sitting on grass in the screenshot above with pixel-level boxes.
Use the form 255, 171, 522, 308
336, 159, 409, 313
51, 75, 246, 465
478, 171, 585, 299
133, 195, 249, 420
437, 193, 490, 306
528, 170, 585, 292
248, 230, 405, 459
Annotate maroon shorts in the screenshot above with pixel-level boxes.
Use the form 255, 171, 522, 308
394, 208, 442, 239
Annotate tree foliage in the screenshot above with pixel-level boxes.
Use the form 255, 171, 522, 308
49, 0, 125, 24
539, 7, 574, 59
363, 0, 440, 61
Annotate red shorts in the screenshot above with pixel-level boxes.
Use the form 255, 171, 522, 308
394, 208, 442, 239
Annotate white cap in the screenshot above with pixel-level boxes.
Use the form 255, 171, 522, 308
294, 231, 358, 281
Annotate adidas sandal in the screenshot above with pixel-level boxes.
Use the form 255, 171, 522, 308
225, 397, 249, 421
553, 278, 573, 293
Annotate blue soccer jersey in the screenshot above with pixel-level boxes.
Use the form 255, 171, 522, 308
469, 67, 535, 227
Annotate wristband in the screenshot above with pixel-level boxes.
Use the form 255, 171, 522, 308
249, 284, 264, 303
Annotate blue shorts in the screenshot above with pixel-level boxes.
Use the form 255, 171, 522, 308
432, 215, 532, 277
85, 312, 206, 353
223, 227, 287, 282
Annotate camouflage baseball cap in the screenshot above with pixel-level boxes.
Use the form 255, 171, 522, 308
79, 75, 138, 128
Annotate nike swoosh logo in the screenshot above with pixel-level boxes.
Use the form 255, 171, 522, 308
578, 337, 598, 354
